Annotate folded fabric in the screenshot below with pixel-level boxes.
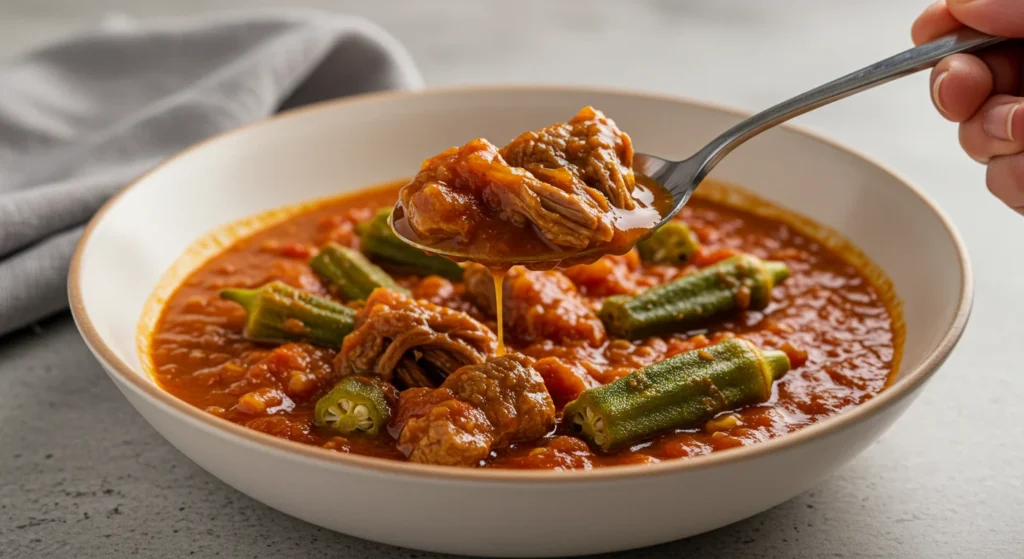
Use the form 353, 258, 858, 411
0, 10, 423, 337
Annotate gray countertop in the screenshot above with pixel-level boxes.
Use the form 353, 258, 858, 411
2, 1, 1022, 557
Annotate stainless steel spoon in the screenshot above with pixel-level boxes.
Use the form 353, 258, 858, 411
394, 29, 1004, 265
635, 29, 1004, 231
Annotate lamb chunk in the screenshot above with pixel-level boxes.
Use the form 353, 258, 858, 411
336, 288, 496, 386
500, 106, 636, 210
400, 138, 613, 251
392, 354, 556, 466
400, 157, 481, 241
393, 387, 494, 467
442, 353, 555, 447
464, 264, 606, 347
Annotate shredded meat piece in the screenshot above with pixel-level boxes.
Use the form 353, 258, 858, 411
400, 138, 613, 250
463, 264, 606, 347
392, 354, 556, 466
336, 288, 496, 384
500, 106, 636, 210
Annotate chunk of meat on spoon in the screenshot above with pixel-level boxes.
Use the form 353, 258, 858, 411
500, 105, 637, 210
401, 138, 613, 250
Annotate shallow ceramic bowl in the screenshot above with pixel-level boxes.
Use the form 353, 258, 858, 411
69, 86, 972, 557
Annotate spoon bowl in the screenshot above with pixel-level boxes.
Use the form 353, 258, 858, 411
388, 225, 609, 267
389, 180, 668, 268
387, 203, 595, 268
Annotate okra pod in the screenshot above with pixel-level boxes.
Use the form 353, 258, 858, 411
564, 338, 790, 452
220, 281, 356, 348
310, 243, 410, 300
356, 208, 465, 281
314, 376, 398, 435
637, 220, 701, 265
599, 254, 789, 339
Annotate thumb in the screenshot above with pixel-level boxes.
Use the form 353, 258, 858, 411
948, 0, 1024, 38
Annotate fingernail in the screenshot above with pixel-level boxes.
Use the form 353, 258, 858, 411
932, 72, 949, 114
984, 103, 1022, 142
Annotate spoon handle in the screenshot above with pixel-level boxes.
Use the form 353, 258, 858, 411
692, 29, 1006, 178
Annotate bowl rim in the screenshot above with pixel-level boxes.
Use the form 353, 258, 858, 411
68, 83, 974, 482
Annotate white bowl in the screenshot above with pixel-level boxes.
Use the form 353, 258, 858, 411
69, 86, 972, 557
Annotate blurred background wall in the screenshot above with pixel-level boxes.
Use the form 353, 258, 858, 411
0, 0, 974, 238
0, 0, 941, 183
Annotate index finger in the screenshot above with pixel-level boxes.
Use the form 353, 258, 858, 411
949, 0, 1024, 39
912, 1, 962, 45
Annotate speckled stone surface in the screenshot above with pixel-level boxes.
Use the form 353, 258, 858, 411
2, 1, 1023, 557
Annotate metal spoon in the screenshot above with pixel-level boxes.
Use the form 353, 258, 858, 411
635, 29, 1004, 230
394, 29, 1004, 265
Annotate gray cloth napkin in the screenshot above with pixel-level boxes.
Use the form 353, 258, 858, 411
0, 10, 422, 337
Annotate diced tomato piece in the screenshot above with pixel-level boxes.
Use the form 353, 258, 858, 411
693, 247, 741, 267
533, 357, 598, 409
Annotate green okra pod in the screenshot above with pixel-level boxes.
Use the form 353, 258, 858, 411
314, 376, 398, 435
564, 337, 791, 452
310, 243, 409, 300
356, 208, 464, 281
220, 281, 356, 348
637, 220, 701, 265
599, 253, 789, 339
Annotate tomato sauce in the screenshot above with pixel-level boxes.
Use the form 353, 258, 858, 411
148, 180, 901, 469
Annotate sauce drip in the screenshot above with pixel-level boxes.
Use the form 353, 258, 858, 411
492, 268, 507, 356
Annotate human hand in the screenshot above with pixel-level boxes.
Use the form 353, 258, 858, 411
912, 0, 1024, 214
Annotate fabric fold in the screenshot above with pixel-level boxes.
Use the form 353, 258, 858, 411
0, 10, 422, 337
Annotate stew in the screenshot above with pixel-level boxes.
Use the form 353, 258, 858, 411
150, 185, 901, 469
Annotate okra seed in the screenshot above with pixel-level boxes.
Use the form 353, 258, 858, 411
575, 407, 608, 445
592, 421, 606, 445
352, 404, 373, 430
